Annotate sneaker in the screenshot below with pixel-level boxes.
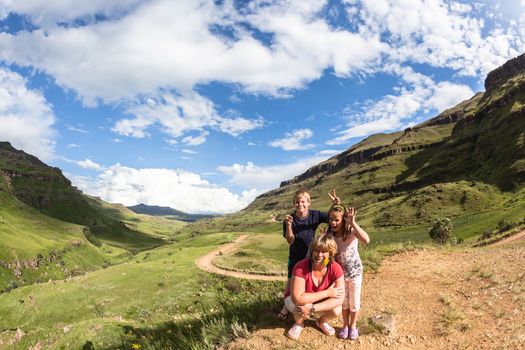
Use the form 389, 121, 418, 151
287, 324, 304, 340
349, 328, 359, 340
337, 326, 349, 339
315, 319, 335, 336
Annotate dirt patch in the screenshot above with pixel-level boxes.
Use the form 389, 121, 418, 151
226, 240, 525, 349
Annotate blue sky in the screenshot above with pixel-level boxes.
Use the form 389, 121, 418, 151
0, 0, 523, 214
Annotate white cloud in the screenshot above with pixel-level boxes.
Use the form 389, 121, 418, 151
67, 143, 80, 149
328, 66, 474, 145
182, 131, 208, 146
68, 125, 89, 134
76, 158, 104, 171
182, 149, 197, 154
218, 116, 265, 136
426, 81, 475, 112
67, 164, 257, 214
0, 0, 521, 108
352, 0, 524, 78
0, 68, 56, 160
113, 92, 263, 141
269, 128, 314, 151
317, 149, 343, 156
0, 0, 385, 104
0, 0, 147, 29
217, 155, 328, 190
63, 157, 104, 171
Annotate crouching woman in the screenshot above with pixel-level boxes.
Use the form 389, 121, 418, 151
285, 232, 345, 340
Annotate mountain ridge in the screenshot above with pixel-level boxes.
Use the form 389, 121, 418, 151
127, 203, 215, 222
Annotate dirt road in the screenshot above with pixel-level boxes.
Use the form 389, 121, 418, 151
195, 234, 287, 282
493, 229, 525, 246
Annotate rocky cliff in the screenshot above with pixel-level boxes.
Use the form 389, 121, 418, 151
485, 52, 525, 92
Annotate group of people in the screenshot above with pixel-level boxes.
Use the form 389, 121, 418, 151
278, 189, 370, 341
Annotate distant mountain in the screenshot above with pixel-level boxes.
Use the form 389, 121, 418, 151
128, 203, 215, 222
191, 53, 525, 238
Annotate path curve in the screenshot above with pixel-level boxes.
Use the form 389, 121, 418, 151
493, 229, 525, 246
196, 235, 287, 281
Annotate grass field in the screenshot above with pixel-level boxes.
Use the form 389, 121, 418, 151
213, 232, 288, 275
0, 231, 283, 349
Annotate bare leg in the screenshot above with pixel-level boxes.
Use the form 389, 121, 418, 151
349, 310, 359, 328
293, 311, 307, 325
342, 308, 350, 327
318, 306, 342, 323
278, 279, 291, 318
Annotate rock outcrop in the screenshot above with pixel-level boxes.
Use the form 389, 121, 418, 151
485, 52, 525, 92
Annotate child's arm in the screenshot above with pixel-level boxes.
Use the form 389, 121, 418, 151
283, 215, 295, 245
347, 207, 370, 245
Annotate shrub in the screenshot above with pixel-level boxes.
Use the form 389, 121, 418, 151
429, 218, 452, 244
450, 237, 463, 245
497, 219, 514, 233
82, 226, 102, 247
479, 230, 493, 241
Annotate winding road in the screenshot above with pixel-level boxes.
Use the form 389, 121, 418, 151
196, 229, 525, 281
195, 234, 287, 281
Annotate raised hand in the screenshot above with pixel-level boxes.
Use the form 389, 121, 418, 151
327, 189, 341, 205
345, 207, 357, 224
284, 215, 293, 226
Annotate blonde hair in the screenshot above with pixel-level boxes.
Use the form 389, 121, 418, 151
310, 231, 338, 260
293, 189, 311, 202
329, 204, 351, 241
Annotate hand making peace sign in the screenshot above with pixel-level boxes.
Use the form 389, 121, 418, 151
327, 189, 341, 205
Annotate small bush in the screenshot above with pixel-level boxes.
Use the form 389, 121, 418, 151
231, 320, 251, 339
479, 230, 493, 241
429, 218, 452, 245
497, 219, 514, 233
225, 279, 241, 293
450, 237, 463, 245
93, 302, 106, 318
82, 226, 102, 247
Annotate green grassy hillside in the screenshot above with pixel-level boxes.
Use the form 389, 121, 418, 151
0, 143, 169, 253
0, 175, 132, 291
0, 158, 187, 292
183, 68, 525, 242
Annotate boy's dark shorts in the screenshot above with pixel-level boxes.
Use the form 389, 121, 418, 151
288, 259, 299, 279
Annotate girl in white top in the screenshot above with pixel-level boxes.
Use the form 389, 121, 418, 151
327, 203, 370, 340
